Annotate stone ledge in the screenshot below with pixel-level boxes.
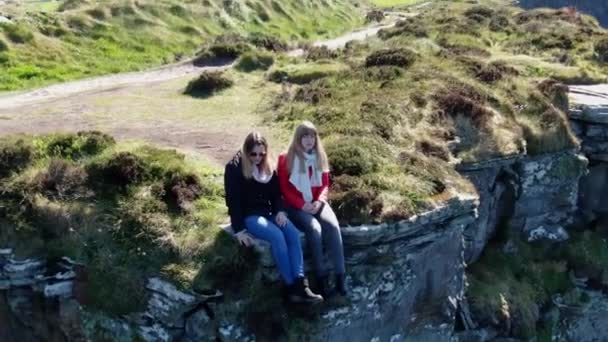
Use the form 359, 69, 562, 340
569, 104, 608, 124
455, 154, 524, 171
222, 193, 478, 270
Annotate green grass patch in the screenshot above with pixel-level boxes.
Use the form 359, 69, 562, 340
370, 0, 424, 8
0, 131, 247, 316
268, 62, 348, 84
0, 0, 365, 91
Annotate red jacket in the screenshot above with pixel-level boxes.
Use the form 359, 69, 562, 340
277, 153, 330, 209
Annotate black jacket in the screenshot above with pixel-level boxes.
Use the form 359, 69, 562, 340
224, 152, 284, 233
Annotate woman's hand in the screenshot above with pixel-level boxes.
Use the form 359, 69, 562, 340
311, 201, 323, 215
235, 231, 255, 247
276, 211, 288, 227
302, 202, 315, 214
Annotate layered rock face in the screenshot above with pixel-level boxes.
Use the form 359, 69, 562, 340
458, 150, 587, 265
569, 85, 608, 225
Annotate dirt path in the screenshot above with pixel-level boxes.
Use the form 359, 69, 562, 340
0, 12, 415, 165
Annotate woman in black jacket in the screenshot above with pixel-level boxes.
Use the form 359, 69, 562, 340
224, 131, 322, 303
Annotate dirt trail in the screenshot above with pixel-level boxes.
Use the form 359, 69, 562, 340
0, 12, 415, 165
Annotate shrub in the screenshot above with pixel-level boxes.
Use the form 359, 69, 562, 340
293, 80, 332, 104
594, 37, 608, 63
464, 6, 494, 21
184, 71, 233, 97
268, 63, 345, 84
363, 66, 403, 82
97, 152, 147, 186
236, 51, 274, 72
58, 0, 91, 11
194, 40, 251, 66
378, 19, 427, 39
365, 48, 416, 68
489, 14, 510, 32
366, 9, 385, 23
0, 37, 8, 52
34, 159, 91, 200
537, 79, 569, 112
432, 80, 493, 127
415, 140, 450, 161
86, 8, 109, 20
2, 23, 34, 44
326, 137, 389, 176
329, 175, 383, 225
164, 172, 204, 212
39, 131, 115, 159
0, 138, 33, 178
247, 33, 288, 52
471, 60, 519, 84
305, 46, 339, 61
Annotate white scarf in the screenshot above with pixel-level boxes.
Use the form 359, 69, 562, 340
252, 166, 272, 184
289, 152, 322, 202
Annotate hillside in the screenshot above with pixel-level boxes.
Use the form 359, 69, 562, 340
0, 0, 365, 91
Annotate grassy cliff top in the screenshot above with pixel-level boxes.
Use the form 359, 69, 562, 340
264, 0, 608, 223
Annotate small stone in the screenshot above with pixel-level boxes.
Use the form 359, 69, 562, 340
44, 281, 73, 298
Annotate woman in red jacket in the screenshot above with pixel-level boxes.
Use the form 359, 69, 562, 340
277, 121, 347, 297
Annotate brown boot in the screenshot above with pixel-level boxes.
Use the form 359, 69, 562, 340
288, 277, 323, 304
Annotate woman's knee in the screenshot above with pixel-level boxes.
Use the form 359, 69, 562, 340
282, 221, 302, 245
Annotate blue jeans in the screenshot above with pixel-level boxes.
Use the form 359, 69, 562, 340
244, 215, 304, 285
286, 203, 345, 277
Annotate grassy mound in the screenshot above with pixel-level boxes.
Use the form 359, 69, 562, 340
184, 71, 234, 97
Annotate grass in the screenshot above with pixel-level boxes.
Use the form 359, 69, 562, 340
0, 131, 242, 315
262, 0, 608, 222
0, 0, 366, 91
370, 0, 425, 7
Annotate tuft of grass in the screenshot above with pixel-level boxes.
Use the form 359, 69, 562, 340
1, 23, 35, 44
236, 50, 275, 72
184, 71, 234, 97
268, 62, 347, 84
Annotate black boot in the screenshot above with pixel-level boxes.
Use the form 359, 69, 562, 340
288, 277, 323, 304
315, 275, 334, 298
335, 273, 348, 296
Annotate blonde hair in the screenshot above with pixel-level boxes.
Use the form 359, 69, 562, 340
286, 121, 330, 174
241, 131, 273, 179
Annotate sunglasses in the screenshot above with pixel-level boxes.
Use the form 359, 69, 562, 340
249, 152, 267, 157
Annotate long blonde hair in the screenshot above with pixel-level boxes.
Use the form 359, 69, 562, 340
286, 121, 330, 174
241, 131, 273, 179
